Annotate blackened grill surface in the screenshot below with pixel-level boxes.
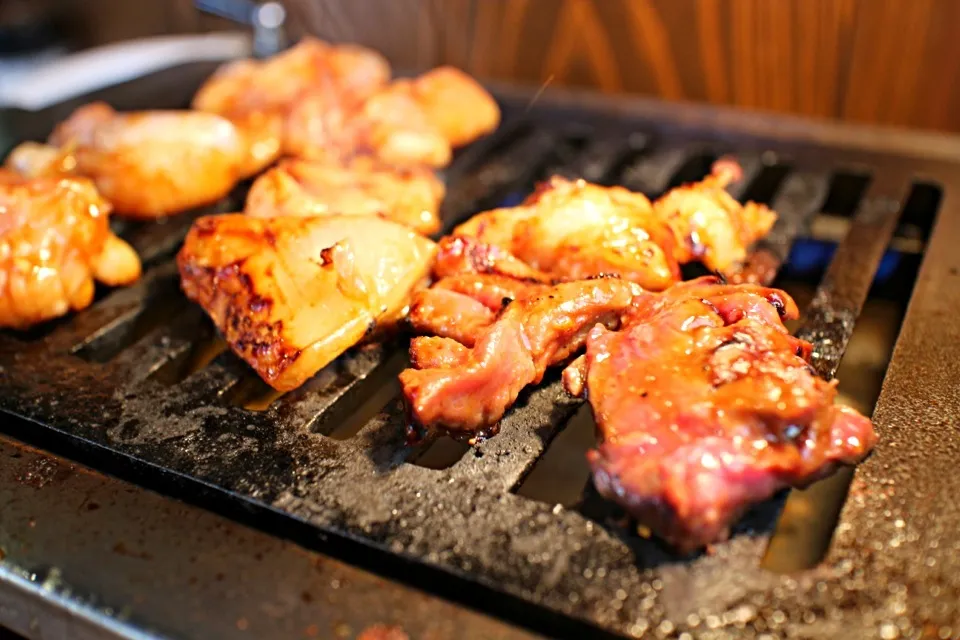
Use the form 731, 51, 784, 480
2, 72, 959, 639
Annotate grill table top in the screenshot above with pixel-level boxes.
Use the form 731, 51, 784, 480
1, 66, 959, 640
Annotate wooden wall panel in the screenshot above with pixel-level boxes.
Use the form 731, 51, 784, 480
56, 0, 960, 132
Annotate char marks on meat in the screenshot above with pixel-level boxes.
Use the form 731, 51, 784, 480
565, 276, 877, 553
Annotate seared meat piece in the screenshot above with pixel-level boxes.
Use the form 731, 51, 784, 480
178, 214, 436, 392
400, 278, 642, 442
283, 83, 452, 168
408, 273, 547, 346
9, 103, 247, 218
0, 171, 141, 329
433, 235, 553, 282
192, 37, 391, 176
283, 67, 500, 168
654, 159, 777, 275
390, 66, 500, 147
452, 177, 680, 290
567, 276, 877, 553
245, 156, 444, 235
443, 162, 776, 288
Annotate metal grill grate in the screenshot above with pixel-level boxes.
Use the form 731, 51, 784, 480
2, 79, 959, 638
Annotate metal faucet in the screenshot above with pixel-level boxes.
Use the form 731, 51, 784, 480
194, 0, 287, 58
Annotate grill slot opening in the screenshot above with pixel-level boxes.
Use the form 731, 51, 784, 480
410, 436, 473, 470
148, 324, 226, 387
739, 163, 791, 204
662, 152, 718, 192
73, 274, 186, 363
320, 352, 406, 439
514, 403, 596, 506
895, 181, 943, 246
819, 171, 873, 217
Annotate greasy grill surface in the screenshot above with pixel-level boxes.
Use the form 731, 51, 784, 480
2, 81, 959, 638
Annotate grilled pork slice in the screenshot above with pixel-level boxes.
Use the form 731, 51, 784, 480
408, 273, 548, 346
566, 277, 877, 553
245, 156, 445, 235
400, 278, 642, 442
192, 37, 391, 176
178, 214, 437, 392
0, 171, 141, 329
9, 102, 247, 219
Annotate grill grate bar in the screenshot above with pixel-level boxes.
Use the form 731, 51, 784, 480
795, 174, 909, 379
40, 262, 181, 354
735, 170, 831, 284
618, 145, 692, 196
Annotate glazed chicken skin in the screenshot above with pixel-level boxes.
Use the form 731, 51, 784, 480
8, 102, 248, 219
654, 158, 776, 275
451, 177, 680, 290
178, 214, 436, 392
443, 162, 776, 289
192, 37, 391, 176
245, 156, 445, 235
400, 277, 642, 441
565, 277, 877, 553
0, 171, 141, 329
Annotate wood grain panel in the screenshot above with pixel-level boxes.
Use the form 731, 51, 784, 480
57, 0, 960, 132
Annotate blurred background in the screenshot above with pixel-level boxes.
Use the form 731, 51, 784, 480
2, 0, 959, 131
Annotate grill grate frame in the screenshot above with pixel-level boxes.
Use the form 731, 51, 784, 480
2, 77, 959, 638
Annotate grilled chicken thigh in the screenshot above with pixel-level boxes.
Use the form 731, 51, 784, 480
443, 163, 775, 288
451, 177, 679, 290
567, 277, 877, 552
192, 37, 391, 176
0, 171, 141, 329
9, 102, 248, 218
283, 84, 453, 168
390, 66, 500, 147
178, 214, 436, 392
654, 159, 777, 274
245, 156, 444, 235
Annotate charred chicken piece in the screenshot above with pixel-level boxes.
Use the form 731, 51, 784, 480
192, 37, 391, 176
0, 171, 141, 329
566, 276, 877, 553
178, 214, 436, 392
408, 273, 548, 346
245, 156, 444, 235
9, 103, 248, 219
451, 177, 680, 290
401, 278, 642, 442
653, 159, 777, 275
